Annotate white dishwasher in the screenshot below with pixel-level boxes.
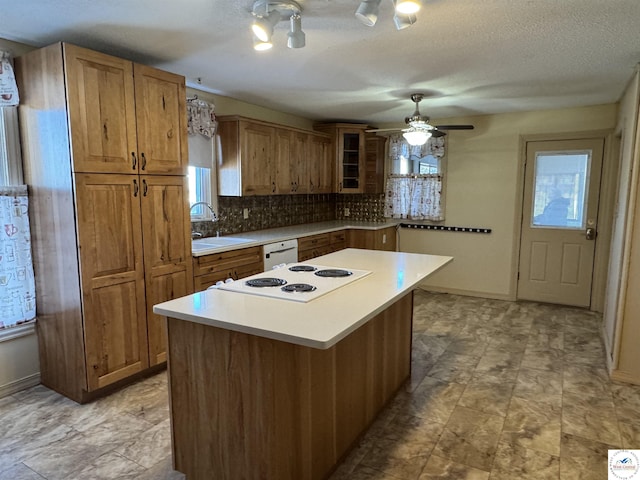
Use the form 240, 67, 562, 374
263, 239, 299, 271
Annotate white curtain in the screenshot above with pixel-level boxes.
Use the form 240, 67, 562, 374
0, 185, 35, 328
384, 174, 444, 221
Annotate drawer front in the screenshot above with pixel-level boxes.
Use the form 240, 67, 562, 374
298, 233, 331, 251
194, 262, 263, 292
193, 246, 262, 276
298, 245, 333, 262
330, 230, 346, 244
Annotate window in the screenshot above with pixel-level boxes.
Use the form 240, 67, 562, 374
531, 151, 590, 229
187, 133, 218, 220
0, 107, 23, 185
384, 134, 445, 221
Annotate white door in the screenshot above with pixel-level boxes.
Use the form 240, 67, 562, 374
518, 138, 604, 307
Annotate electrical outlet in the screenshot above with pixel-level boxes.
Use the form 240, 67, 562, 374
344, 208, 350, 217
243, 208, 249, 219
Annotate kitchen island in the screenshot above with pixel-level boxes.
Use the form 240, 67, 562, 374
153, 249, 452, 480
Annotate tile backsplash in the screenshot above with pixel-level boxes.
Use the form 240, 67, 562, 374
191, 193, 386, 237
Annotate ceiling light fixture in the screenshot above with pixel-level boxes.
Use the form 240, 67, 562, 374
395, 0, 421, 14
392, 0, 417, 29
287, 13, 305, 48
355, 0, 420, 30
355, 0, 382, 27
251, 0, 304, 51
403, 128, 432, 146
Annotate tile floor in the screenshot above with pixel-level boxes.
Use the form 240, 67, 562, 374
1, 290, 639, 479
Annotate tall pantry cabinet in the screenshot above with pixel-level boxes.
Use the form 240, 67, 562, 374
16, 42, 193, 402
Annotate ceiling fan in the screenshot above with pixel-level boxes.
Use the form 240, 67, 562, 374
366, 93, 474, 145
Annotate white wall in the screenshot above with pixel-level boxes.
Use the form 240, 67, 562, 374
399, 104, 618, 299
603, 69, 639, 365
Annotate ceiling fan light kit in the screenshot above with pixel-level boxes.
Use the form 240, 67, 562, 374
251, 0, 305, 50
366, 93, 474, 144
403, 128, 431, 146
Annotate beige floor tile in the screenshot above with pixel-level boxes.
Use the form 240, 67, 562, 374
491, 441, 559, 479
418, 454, 490, 479
501, 396, 562, 456
562, 391, 622, 446
559, 433, 615, 480
432, 406, 504, 472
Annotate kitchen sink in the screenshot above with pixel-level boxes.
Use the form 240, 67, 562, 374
192, 237, 253, 250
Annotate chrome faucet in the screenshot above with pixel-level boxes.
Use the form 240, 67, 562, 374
189, 202, 218, 222
190, 202, 219, 239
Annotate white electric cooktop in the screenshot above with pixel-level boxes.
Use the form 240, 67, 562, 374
217, 263, 372, 303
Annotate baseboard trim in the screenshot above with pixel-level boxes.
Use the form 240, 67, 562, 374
0, 372, 41, 399
418, 285, 515, 302
610, 369, 640, 386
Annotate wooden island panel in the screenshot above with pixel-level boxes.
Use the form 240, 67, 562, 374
166, 291, 413, 480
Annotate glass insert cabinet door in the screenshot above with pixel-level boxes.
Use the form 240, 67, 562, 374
531, 150, 591, 229
342, 132, 361, 189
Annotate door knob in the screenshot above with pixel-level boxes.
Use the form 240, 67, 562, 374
586, 227, 596, 240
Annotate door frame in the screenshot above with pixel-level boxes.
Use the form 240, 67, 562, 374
510, 129, 618, 311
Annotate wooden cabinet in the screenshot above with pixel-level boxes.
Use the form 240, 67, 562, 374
193, 246, 263, 291
365, 134, 386, 194
298, 230, 347, 261
314, 123, 369, 193
141, 176, 193, 366
16, 42, 192, 402
348, 226, 397, 251
65, 44, 188, 175
217, 116, 332, 196
308, 134, 333, 193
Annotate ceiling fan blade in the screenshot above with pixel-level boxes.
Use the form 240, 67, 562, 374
365, 128, 403, 133
430, 129, 447, 137
434, 125, 474, 130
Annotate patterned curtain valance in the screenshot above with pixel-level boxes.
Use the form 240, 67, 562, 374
0, 51, 20, 107
187, 96, 217, 138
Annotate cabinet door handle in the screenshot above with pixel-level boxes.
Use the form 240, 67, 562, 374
143, 179, 148, 196
339, 181, 343, 192
310, 180, 314, 192
141, 152, 147, 170
131, 152, 137, 170
133, 179, 139, 197
272, 182, 276, 193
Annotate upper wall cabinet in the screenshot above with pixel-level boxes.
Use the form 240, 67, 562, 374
314, 123, 369, 194
217, 116, 332, 196
65, 44, 188, 175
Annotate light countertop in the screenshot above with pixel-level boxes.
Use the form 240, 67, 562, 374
154, 248, 453, 349
192, 220, 401, 256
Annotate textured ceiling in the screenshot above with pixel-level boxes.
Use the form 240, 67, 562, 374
1, 0, 639, 126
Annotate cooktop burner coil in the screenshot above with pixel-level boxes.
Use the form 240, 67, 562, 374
314, 269, 353, 278
288, 265, 317, 272
245, 278, 287, 288
281, 283, 317, 293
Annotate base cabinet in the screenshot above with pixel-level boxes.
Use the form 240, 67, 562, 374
193, 246, 263, 291
16, 42, 192, 402
166, 292, 413, 480
348, 226, 397, 251
298, 230, 346, 261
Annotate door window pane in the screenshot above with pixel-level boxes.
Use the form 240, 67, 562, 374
531, 151, 590, 229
